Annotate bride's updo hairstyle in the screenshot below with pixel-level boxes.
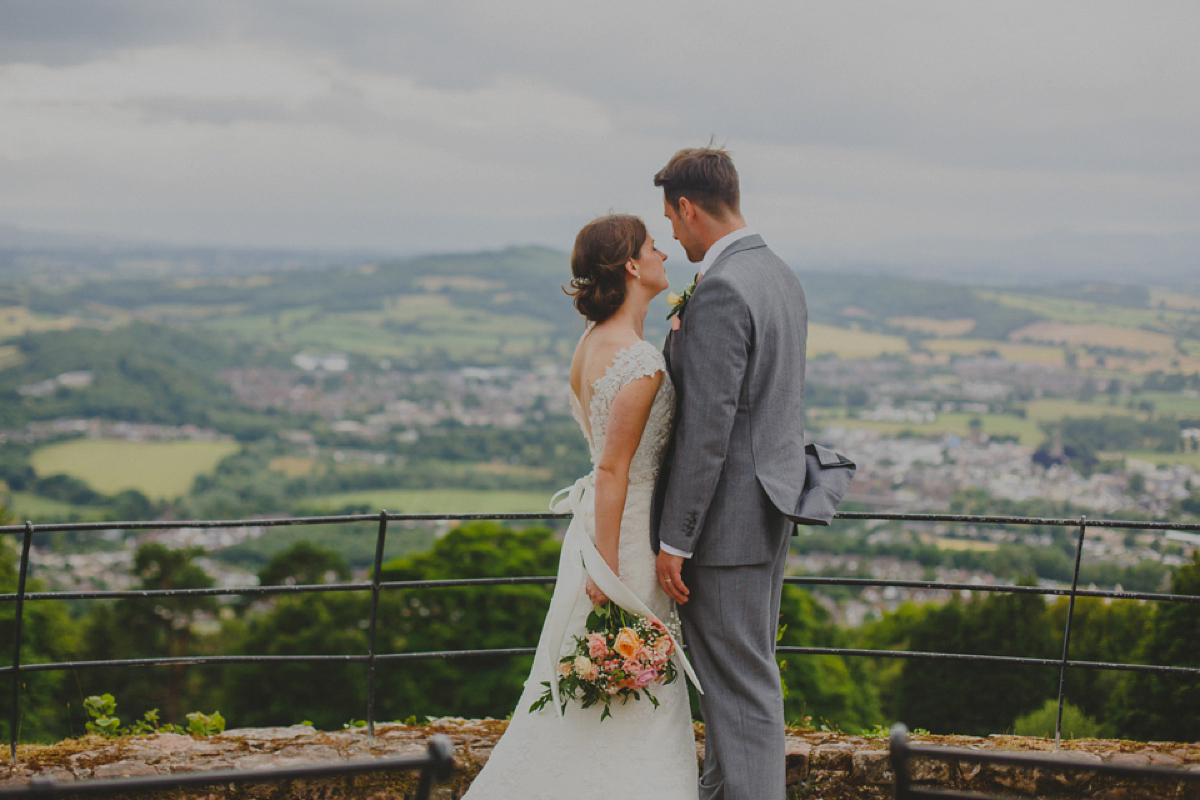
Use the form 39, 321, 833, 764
566, 214, 647, 324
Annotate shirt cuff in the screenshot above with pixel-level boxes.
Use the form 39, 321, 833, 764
660, 542, 693, 559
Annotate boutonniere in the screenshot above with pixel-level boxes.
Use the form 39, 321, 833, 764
666, 273, 700, 321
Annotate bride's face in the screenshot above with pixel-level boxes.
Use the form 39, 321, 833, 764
632, 235, 669, 295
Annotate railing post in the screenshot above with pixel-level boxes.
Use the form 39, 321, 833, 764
366, 510, 389, 744
9, 523, 34, 765
415, 735, 455, 800
1055, 515, 1087, 748
888, 722, 911, 800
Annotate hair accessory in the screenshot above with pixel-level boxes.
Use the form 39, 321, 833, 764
570, 276, 594, 288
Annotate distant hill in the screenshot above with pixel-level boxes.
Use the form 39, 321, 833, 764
0, 222, 393, 283
21, 243, 580, 327
796, 230, 1200, 289
0, 322, 268, 433
2, 240, 1197, 376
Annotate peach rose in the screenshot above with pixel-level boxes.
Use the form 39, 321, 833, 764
614, 627, 641, 659
559, 660, 573, 678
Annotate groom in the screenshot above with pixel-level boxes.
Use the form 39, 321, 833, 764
651, 147, 808, 800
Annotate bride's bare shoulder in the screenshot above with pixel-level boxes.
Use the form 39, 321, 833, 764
576, 327, 644, 385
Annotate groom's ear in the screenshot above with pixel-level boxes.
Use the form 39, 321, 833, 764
677, 196, 696, 222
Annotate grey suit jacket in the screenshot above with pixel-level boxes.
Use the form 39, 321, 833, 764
651, 234, 808, 566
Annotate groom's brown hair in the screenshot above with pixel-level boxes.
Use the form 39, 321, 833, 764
654, 146, 740, 219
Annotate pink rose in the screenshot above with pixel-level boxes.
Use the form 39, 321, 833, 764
587, 633, 608, 660
635, 669, 657, 688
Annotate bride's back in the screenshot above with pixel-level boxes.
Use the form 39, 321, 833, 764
569, 326, 643, 421
568, 327, 674, 482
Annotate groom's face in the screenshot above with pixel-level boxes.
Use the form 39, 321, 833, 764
664, 197, 705, 263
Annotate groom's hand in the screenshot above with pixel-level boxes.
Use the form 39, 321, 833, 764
656, 551, 689, 604
585, 577, 609, 607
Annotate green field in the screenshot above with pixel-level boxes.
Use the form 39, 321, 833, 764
923, 339, 1066, 365
1020, 398, 1146, 422
809, 323, 909, 359
0, 345, 21, 369
1115, 451, 1200, 468
980, 290, 1196, 332
811, 396, 1177, 447
810, 410, 1044, 445
30, 439, 241, 500
4, 491, 104, 522
1136, 391, 1200, 417
298, 488, 556, 514
207, 296, 556, 360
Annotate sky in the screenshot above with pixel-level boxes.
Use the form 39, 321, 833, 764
1, 1, 1197, 279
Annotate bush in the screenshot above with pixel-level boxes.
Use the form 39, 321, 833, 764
1013, 698, 1109, 739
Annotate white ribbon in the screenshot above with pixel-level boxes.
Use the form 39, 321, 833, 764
540, 474, 702, 718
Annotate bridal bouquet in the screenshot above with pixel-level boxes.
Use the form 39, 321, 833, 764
531, 602, 678, 721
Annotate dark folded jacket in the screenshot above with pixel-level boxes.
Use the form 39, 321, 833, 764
787, 444, 856, 526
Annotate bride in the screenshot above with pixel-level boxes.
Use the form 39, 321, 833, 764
461, 214, 700, 798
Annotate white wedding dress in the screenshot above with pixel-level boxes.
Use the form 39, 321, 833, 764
462, 339, 699, 799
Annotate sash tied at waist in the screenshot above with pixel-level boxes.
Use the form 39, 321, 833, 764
540, 473, 702, 718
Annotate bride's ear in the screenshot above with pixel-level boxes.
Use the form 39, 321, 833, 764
624, 260, 639, 280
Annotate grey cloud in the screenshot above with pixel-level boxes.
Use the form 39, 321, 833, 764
0, 0, 1197, 267
0, 0, 223, 65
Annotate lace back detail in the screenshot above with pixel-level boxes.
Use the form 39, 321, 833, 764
577, 341, 674, 482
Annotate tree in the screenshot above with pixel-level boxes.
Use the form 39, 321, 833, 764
880, 588, 1058, 735
373, 522, 559, 721
1014, 698, 1108, 740
778, 587, 881, 731
75, 544, 216, 725
219, 522, 559, 728
1049, 596, 1152, 725
257, 541, 350, 586
220, 592, 369, 729
1112, 552, 1200, 741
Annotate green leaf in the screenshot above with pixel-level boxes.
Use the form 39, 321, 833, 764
186, 710, 226, 737
83, 694, 116, 720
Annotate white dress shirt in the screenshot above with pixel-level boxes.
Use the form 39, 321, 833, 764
659, 226, 757, 559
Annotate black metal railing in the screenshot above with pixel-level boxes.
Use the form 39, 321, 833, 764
4, 510, 1200, 768
0, 734, 454, 799
888, 723, 1200, 799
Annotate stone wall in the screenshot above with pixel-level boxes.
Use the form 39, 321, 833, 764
3, 720, 1198, 799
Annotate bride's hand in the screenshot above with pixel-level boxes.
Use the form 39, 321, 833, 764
585, 577, 609, 607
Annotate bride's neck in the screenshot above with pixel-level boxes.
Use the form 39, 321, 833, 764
609, 297, 648, 338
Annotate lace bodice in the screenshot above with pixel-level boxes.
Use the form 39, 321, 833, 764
569, 339, 675, 483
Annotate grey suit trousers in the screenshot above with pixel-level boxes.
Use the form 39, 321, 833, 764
681, 515, 792, 800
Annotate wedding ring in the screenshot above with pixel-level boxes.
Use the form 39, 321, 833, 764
665, 579, 672, 584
